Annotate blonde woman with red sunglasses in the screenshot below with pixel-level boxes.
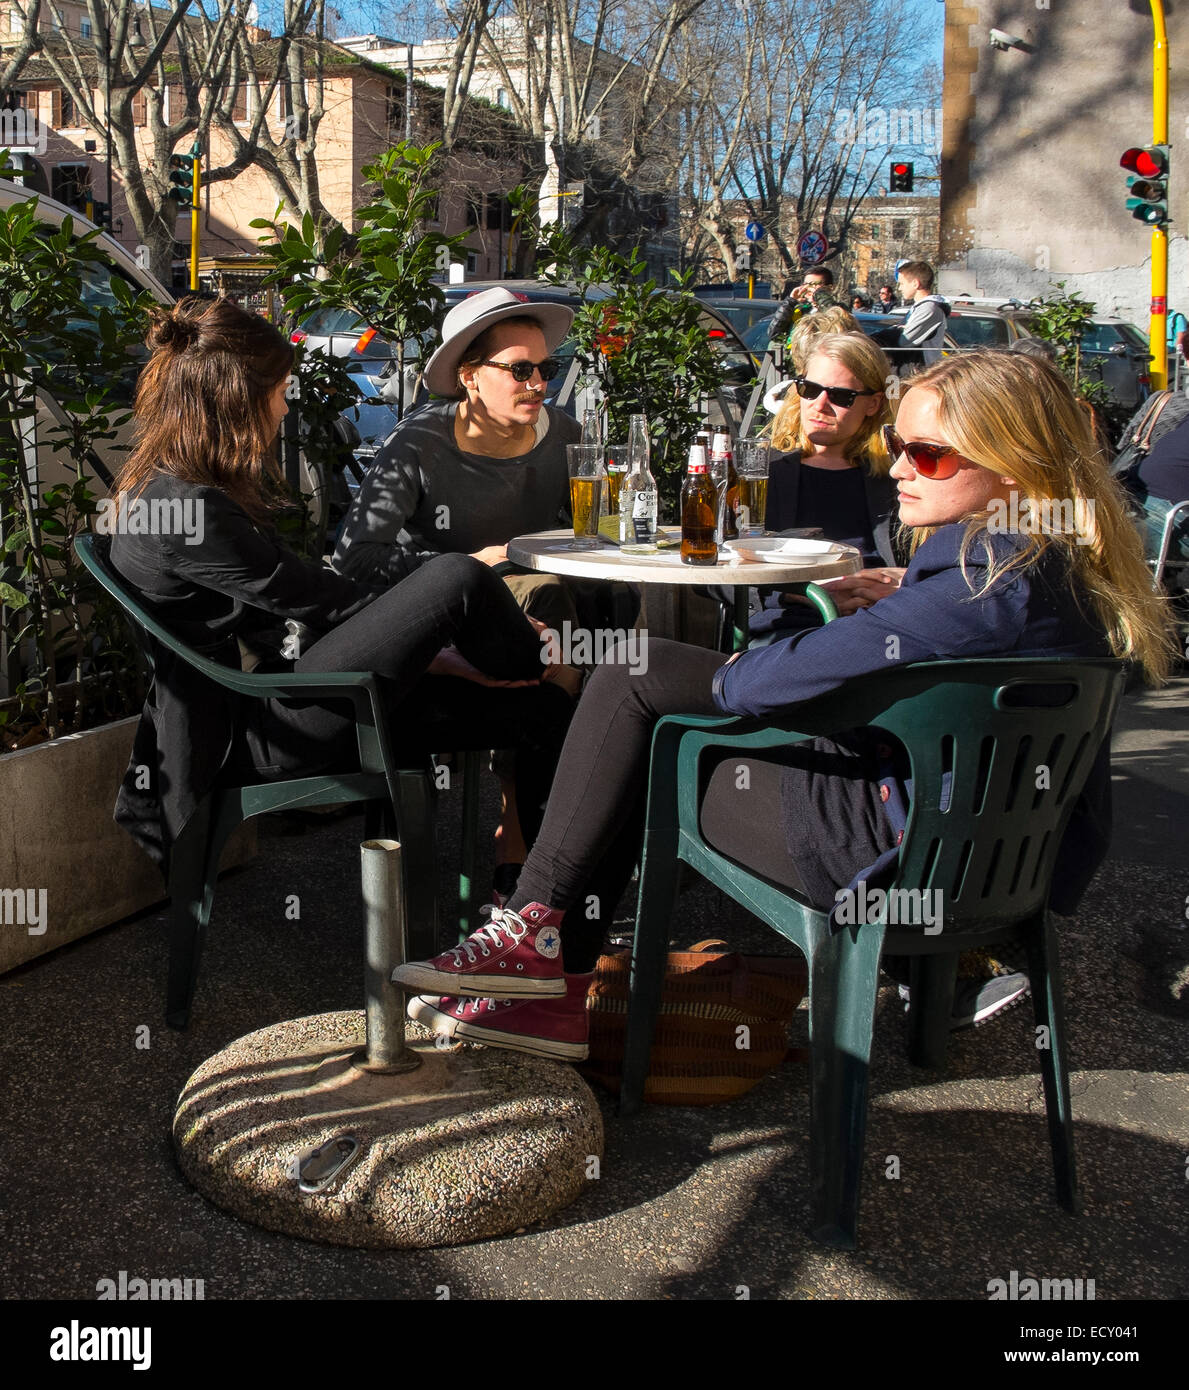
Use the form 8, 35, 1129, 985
394, 351, 1177, 1059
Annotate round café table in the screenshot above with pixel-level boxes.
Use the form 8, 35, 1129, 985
508, 528, 862, 651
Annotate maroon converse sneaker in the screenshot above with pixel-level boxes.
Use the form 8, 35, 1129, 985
391, 904, 566, 999
408, 972, 594, 1060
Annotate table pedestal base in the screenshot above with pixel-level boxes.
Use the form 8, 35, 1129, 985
174, 1011, 603, 1249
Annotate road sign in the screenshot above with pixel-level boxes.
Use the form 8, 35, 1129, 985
745, 221, 765, 242
797, 229, 828, 266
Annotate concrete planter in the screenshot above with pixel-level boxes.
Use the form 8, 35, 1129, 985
0, 716, 256, 974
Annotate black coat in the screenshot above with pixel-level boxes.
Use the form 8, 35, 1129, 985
765, 449, 900, 565
109, 475, 380, 874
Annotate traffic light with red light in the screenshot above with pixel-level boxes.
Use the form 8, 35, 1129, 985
1121, 145, 1169, 226
890, 161, 914, 193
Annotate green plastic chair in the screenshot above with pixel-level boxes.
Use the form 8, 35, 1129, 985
76, 533, 479, 1029
620, 657, 1125, 1249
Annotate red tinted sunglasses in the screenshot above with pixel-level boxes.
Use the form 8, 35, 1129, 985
882, 425, 969, 481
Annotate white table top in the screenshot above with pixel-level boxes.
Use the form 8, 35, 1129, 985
507, 529, 862, 585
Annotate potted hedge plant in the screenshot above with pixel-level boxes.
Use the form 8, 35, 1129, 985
531, 205, 725, 517
0, 195, 247, 970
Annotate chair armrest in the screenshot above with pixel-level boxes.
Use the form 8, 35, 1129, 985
198, 663, 383, 703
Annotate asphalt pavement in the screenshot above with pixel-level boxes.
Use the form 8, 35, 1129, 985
0, 677, 1185, 1309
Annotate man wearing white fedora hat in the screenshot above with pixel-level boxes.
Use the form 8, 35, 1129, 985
334, 287, 585, 896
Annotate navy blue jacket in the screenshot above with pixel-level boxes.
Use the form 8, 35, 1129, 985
712, 524, 1116, 914
751, 451, 900, 639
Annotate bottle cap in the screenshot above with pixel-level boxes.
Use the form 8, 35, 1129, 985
687, 444, 707, 470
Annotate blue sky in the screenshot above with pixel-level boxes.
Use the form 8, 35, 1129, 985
324, 0, 946, 60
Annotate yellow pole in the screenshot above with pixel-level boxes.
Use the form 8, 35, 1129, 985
190, 149, 201, 293
1149, 0, 1169, 390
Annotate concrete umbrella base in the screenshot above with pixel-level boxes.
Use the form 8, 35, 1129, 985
173, 1010, 603, 1249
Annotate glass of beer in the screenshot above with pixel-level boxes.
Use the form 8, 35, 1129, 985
734, 439, 770, 538
604, 443, 628, 520
567, 444, 604, 549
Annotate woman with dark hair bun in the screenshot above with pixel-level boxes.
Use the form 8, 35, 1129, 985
110, 298, 572, 873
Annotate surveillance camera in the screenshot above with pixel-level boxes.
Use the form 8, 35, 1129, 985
989, 28, 1026, 50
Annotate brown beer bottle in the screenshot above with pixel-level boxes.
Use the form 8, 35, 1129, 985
681, 444, 719, 565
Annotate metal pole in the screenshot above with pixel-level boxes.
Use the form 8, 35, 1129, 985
359, 839, 419, 1072
104, 27, 112, 218
189, 143, 200, 292
1149, 0, 1169, 390
406, 43, 413, 143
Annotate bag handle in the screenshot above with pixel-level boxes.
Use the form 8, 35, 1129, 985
687, 939, 729, 953
1134, 391, 1173, 451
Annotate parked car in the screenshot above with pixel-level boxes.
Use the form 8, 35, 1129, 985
944, 301, 1035, 349
1002, 311, 1153, 414
1061, 317, 1153, 413
742, 309, 959, 372
289, 305, 426, 366
695, 296, 786, 340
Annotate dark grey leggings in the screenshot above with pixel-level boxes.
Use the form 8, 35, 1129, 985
507, 638, 806, 970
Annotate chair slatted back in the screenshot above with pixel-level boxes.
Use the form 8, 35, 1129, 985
871, 665, 1121, 928
692, 659, 1124, 935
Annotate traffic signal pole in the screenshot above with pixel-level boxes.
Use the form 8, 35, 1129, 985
190, 142, 202, 292
1149, 0, 1169, 390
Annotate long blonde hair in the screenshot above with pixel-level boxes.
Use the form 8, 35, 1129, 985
903, 351, 1177, 684
770, 331, 894, 473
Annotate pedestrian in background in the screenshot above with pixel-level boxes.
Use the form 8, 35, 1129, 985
896, 261, 949, 364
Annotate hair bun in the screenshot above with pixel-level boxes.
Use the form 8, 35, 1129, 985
148, 307, 201, 352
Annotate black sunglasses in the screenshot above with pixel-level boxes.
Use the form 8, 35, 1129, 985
479, 357, 562, 383
794, 376, 878, 409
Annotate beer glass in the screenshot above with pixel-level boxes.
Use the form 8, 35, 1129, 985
734, 439, 770, 538
567, 444, 604, 549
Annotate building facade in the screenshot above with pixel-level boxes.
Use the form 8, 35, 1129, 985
0, 9, 532, 286
940, 0, 1188, 327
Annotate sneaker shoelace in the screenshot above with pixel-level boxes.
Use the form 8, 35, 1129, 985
446, 908, 528, 967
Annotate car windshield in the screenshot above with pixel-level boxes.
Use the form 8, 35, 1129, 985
945, 313, 1012, 347
743, 315, 778, 351
1071, 322, 1147, 354
743, 311, 908, 352
704, 301, 783, 336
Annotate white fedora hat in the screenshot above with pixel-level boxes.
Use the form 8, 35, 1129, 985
424, 288, 574, 399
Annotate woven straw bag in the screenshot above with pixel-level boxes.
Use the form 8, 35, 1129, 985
580, 940, 808, 1106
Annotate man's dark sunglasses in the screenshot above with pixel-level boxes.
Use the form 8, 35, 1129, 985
794, 376, 878, 409
480, 357, 563, 383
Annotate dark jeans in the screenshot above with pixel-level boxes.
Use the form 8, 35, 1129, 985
246, 553, 573, 845
508, 638, 804, 971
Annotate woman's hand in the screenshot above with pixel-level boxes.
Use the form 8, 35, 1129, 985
426, 645, 541, 688
816, 567, 906, 616
470, 544, 509, 567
